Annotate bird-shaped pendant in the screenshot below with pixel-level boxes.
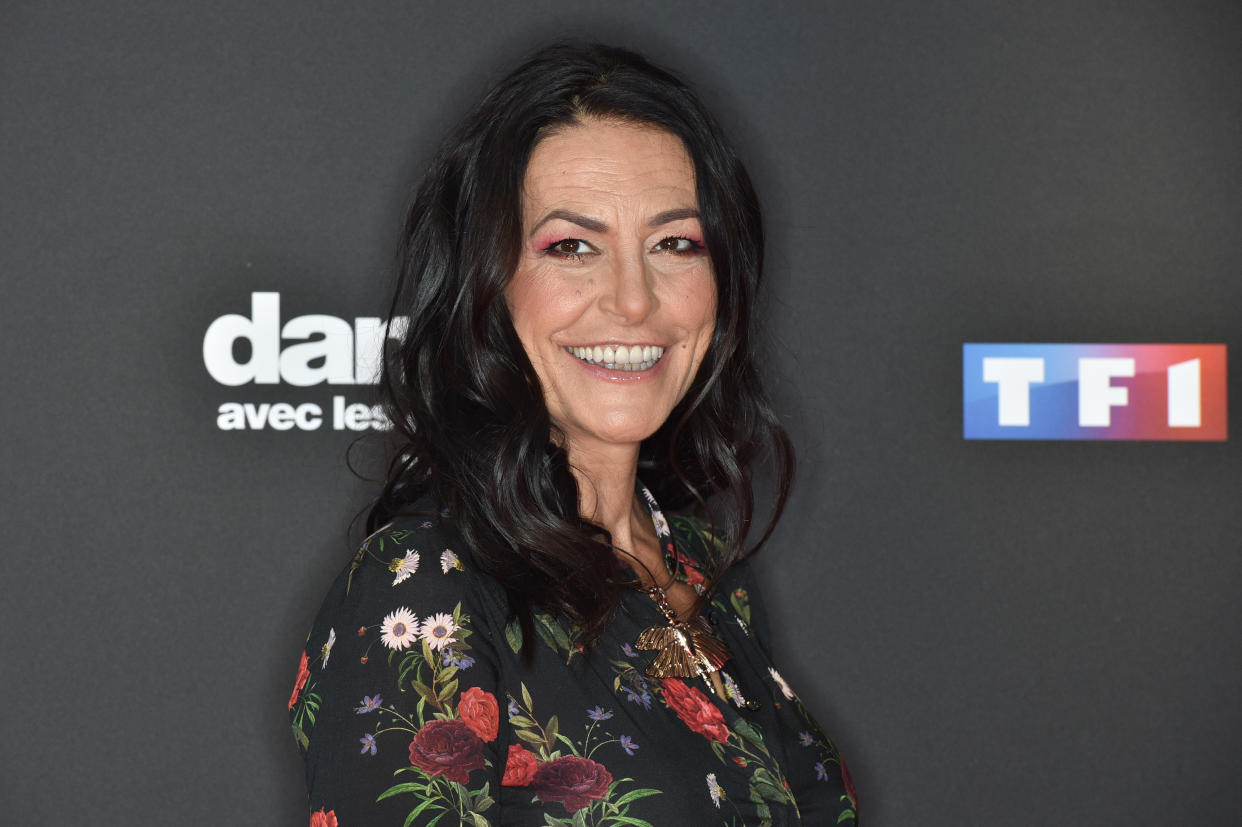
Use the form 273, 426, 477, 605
636, 585, 731, 680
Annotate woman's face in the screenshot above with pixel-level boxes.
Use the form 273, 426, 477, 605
506, 118, 716, 459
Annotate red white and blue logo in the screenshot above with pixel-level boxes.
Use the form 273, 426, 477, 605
963, 344, 1227, 440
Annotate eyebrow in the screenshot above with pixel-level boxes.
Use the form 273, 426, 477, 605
648, 207, 700, 227
528, 210, 606, 237
527, 206, 701, 237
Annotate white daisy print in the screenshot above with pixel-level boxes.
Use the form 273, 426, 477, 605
380, 608, 419, 651
320, 628, 336, 668
389, 550, 420, 586
706, 772, 723, 807
722, 670, 747, 707
421, 612, 459, 651
769, 667, 796, 700
440, 549, 460, 574
651, 511, 669, 537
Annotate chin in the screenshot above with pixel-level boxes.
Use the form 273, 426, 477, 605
562, 415, 666, 451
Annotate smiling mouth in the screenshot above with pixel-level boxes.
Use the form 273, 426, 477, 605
565, 344, 665, 372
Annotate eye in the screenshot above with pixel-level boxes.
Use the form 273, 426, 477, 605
544, 238, 597, 261
652, 236, 705, 254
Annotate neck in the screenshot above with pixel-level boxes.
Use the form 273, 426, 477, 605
566, 439, 660, 580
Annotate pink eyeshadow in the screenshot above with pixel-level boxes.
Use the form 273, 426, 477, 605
529, 233, 565, 252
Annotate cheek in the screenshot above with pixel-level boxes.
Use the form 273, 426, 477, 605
691, 283, 718, 367
505, 267, 587, 356
504, 271, 546, 359
687, 277, 718, 341
668, 279, 717, 378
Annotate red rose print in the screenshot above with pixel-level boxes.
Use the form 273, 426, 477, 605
676, 550, 707, 588
289, 651, 310, 710
407, 719, 485, 784
458, 686, 499, 742
309, 809, 337, 827
660, 678, 730, 743
501, 744, 538, 787
533, 755, 613, 814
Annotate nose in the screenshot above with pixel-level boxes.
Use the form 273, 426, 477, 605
599, 249, 656, 323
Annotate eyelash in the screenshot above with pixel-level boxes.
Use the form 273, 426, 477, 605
542, 236, 705, 262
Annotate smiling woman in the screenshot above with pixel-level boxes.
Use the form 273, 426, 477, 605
507, 121, 716, 462
289, 43, 858, 825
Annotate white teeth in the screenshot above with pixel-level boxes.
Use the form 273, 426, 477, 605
566, 344, 665, 371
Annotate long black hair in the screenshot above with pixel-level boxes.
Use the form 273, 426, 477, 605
369, 42, 794, 647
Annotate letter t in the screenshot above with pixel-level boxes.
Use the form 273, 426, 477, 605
982, 358, 1045, 426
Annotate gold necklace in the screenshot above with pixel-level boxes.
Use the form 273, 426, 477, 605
636, 580, 731, 685
631, 483, 732, 696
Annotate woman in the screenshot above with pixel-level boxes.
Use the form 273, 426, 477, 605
290, 43, 857, 826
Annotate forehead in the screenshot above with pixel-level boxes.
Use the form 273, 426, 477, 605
521, 119, 696, 214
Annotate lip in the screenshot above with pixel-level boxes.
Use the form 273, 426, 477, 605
565, 342, 666, 350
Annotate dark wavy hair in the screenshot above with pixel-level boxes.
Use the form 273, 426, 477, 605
368, 42, 794, 648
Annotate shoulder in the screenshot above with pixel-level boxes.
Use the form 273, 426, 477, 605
290, 496, 509, 737
297, 499, 510, 690
338, 501, 510, 630
355, 507, 466, 590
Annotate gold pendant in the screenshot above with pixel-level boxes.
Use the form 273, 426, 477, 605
636, 586, 731, 680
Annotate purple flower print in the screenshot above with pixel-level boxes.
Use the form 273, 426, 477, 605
621, 687, 652, 709
620, 735, 638, 756
360, 733, 377, 755
587, 706, 613, 721
357, 695, 383, 714
441, 650, 476, 669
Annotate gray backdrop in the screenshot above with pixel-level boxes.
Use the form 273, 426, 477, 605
4, 2, 1240, 824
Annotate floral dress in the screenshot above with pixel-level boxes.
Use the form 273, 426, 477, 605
290, 486, 858, 826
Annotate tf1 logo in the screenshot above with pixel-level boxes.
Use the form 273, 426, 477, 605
963, 344, 1227, 440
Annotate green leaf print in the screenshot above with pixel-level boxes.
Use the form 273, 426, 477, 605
611, 788, 661, 806
291, 722, 308, 750
749, 766, 792, 805
728, 588, 751, 625
533, 611, 580, 662
504, 618, 523, 653
729, 717, 765, 748
377, 782, 429, 801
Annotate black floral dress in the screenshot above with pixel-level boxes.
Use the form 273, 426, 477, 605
290, 486, 858, 826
